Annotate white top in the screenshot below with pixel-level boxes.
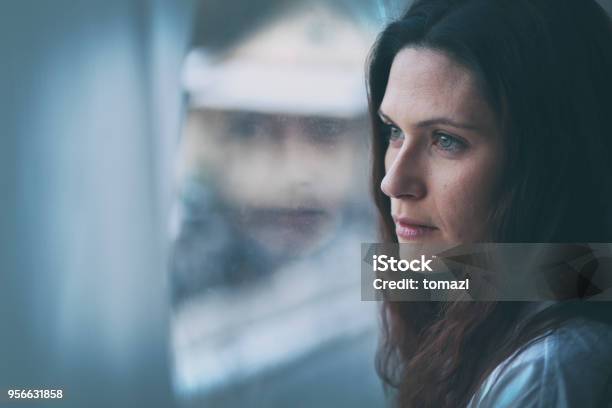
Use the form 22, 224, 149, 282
467, 316, 612, 407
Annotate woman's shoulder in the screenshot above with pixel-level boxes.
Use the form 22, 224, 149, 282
468, 317, 612, 408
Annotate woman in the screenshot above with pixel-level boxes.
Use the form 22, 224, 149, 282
367, 0, 612, 406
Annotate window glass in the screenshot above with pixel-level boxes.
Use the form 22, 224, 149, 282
170, 3, 385, 406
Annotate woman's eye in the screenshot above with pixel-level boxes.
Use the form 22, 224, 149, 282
384, 124, 404, 146
433, 132, 467, 153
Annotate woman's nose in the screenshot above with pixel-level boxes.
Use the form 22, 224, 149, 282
380, 144, 426, 200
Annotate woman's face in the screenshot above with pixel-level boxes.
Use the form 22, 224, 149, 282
379, 47, 504, 243
180, 109, 361, 257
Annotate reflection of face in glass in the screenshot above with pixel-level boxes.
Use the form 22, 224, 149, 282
182, 109, 361, 257
379, 48, 504, 244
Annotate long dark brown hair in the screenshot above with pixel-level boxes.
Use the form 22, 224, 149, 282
366, 0, 612, 406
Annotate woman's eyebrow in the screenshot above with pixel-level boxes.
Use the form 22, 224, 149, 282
377, 110, 396, 125
379, 110, 482, 131
415, 117, 481, 131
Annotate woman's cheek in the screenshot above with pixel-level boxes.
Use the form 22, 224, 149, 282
436, 157, 501, 242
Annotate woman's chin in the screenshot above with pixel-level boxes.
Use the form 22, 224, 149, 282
396, 230, 441, 244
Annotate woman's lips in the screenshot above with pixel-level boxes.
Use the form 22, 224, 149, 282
393, 216, 437, 241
